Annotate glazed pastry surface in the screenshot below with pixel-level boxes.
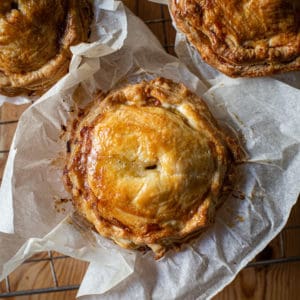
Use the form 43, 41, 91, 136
170, 0, 300, 77
64, 78, 235, 258
0, 0, 92, 96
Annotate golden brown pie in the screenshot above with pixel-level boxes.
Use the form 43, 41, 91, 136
170, 0, 300, 77
0, 0, 92, 97
63, 78, 238, 258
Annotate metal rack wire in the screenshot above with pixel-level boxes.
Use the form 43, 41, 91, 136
0, 0, 299, 298
1, 253, 79, 298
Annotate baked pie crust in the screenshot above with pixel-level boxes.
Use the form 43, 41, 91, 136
0, 0, 92, 96
64, 78, 237, 258
170, 0, 300, 77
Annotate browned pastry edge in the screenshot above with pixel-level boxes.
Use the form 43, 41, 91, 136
0, 0, 92, 97
170, 0, 300, 77
63, 78, 241, 259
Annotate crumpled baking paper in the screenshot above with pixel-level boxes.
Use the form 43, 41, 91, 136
0, 0, 126, 106
1, 3, 300, 300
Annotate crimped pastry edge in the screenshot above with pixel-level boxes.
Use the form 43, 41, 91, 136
63, 78, 241, 259
0, 0, 93, 96
170, 0, 300, 77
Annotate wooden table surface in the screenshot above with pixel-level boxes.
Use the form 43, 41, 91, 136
0, 1, 299, 299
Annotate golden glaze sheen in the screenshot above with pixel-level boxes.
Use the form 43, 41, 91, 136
0, 0, 92, 96
170, 0, 300, 77
64, 78, 234, 258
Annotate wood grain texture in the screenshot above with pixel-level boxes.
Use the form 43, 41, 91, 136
53, 258, 88, 287
0, 123, 17, 151
9, 261, 54, 292
0, 0, 299, 299
213, 262, 300, 300
0, 103, 29, 122
0, 153, 8, 181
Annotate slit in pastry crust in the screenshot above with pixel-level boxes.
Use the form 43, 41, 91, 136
63, 78, 241, 259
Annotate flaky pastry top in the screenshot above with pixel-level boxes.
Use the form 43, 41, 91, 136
64, 78, 236, 258
170, 0, 300, 77
0, 0, 92, 96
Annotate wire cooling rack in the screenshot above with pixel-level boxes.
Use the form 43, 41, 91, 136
0, 0, 300, 298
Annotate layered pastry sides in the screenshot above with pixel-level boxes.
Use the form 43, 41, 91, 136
170, 0, 300, 77
0, 0, 92, 96
64, 78, 238, 258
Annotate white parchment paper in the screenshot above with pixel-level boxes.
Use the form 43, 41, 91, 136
0, 0, 127, 106
1, 3, 300, 300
